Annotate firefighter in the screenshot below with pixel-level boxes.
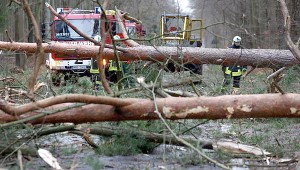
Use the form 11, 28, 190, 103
221, 36, 247, 94
107, 35, 123, 83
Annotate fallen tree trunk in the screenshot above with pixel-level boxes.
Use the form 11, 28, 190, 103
0, 41, 298, 68
0, 93, 299, 125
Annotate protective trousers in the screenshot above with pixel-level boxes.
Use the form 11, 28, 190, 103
222, 74, 241, 88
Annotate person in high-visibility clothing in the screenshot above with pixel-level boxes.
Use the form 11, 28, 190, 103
107, 58, 122, 83
107, 35, 123, 83
221, 36, 247, 94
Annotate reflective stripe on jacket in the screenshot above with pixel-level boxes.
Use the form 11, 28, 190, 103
224, 44, 245, 76
224, 66, 242, 76
108, 60, 122, 71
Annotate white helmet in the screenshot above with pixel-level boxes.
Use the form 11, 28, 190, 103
93, 35, 101, 42
113, 35, 120, 40
233, 36, 241, 43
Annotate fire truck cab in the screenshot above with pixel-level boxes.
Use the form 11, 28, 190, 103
46, 7, 101, 86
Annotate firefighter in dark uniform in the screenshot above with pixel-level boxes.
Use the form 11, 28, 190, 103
92, 35, 123, 88
107, 59, 122, 83
221, 36, 247, 94
107, 35, 123, 83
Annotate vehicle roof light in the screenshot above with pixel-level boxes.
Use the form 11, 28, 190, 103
95, 7, 100, 14
93, 8, 115, 15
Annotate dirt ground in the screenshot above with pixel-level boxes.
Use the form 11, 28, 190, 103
1, 120, 299, 170
23, 132, 221, 170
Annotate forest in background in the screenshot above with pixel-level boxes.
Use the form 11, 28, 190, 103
0, 0, 299, 50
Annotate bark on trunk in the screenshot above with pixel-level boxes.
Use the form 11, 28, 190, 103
0, 41, 298, 68
1, 93, 299, 125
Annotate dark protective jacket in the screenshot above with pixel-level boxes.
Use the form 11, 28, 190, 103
223, 44, 247, 76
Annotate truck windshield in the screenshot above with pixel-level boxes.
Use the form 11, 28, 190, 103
163, 16, 185, 38
126, 26, 135, 36
54, 19, 99, 40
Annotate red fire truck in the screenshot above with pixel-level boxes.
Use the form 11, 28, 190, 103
46, 8, 125, 86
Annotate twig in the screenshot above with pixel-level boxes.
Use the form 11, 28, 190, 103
155, 89, 172, 98
191, 81, 201, 96
180, 120, 210, 135
69, 130, 99, 149
242, 66, 255, 78
5, 30, 14, 43
163, 89, 197, 97
267, 67, 286, 80
273, 81, 285, 94
275, 138, 281, 147
267, 68, 286, 94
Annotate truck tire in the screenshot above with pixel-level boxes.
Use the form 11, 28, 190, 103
51, 73, 61, 86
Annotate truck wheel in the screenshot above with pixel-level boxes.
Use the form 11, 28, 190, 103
51, 74, 61, 86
